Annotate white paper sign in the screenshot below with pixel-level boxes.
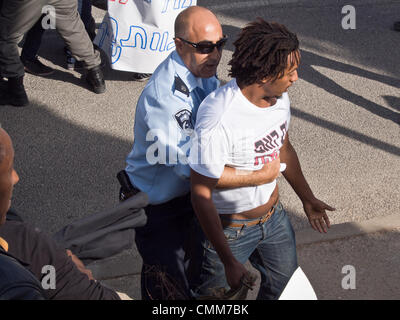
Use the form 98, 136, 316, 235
94, 0, 197, 73
279, 267, 318, 300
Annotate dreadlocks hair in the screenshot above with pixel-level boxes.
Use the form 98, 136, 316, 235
229, 19, 300, 86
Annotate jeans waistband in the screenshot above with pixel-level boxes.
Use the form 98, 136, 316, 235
220, 201, 280, 229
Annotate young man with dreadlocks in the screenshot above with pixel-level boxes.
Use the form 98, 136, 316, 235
189, 19, 335, 299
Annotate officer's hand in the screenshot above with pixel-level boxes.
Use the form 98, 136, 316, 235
256, 156, 281, 184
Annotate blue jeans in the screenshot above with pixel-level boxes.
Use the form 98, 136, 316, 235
192, 202, 298, 300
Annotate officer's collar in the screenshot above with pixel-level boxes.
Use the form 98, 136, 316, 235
172, 51, 204, 93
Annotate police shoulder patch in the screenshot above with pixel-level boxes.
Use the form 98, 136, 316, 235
174, 109, 193, 132
174, 76, 190, 97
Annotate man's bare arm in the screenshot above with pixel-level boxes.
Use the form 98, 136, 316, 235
280, 132, 335, 233
190, 169, 250, 290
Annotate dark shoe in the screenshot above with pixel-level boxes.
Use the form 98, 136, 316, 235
86, 66, 106, 94
394, 21, 400, 31
22, 57, 54, 76
0, 77, 29, 107
132, 72, 152, 82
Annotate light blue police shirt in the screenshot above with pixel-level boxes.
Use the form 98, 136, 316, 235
125, 51, 220, 205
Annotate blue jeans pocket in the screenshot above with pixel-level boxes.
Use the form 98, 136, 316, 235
204, 226, 244, 252
223, 226, 244, 241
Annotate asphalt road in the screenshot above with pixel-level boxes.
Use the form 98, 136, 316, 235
0, 0, 399, 300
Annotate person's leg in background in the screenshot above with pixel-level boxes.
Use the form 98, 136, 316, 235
79, 0, 96, 40
20, 15, 54, 76
0, 0, 43, 107
49, 0, 105, 93
66, 0, 97, 70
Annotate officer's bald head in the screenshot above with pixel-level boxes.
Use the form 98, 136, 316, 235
174, 6, 223, 78
175, 6, 221, 41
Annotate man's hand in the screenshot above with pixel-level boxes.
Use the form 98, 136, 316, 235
279, 133, 336, 233
224, 259, 255, 290
303, 198, 335, 233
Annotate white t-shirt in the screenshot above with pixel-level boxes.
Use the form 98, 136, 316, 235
188, 79, 291, 214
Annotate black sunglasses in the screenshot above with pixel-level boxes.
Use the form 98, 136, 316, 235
175, 35, 228, 54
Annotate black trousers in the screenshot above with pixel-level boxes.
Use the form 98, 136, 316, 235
134, 193, 201, 300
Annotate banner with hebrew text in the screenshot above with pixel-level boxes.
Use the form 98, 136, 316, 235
94, 0, 197, 73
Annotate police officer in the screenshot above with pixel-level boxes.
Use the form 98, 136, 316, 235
122, 6, 281, 300
0, 0, 105, 107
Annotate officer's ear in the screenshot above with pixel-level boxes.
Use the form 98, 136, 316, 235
174, 37, 185, 54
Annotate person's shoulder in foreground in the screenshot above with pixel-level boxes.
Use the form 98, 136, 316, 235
0, 242, 46, 300
0, 127, 122, 300
0, 218, 121, 300
0, 127, 46, 300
